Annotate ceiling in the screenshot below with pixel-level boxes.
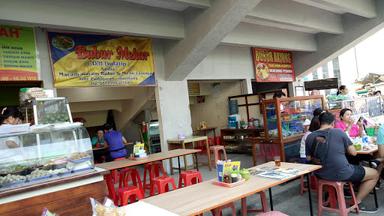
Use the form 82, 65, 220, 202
0, 0, 383, 79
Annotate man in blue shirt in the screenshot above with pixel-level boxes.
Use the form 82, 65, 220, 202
306, 112, 379, 213
103, 123, 128, 161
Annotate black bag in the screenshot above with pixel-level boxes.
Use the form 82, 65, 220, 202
309, 131, 329, 165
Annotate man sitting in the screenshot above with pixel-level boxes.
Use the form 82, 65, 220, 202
305, 111, 379, 213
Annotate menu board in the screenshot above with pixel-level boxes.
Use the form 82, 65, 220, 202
252, 48, 294, 82
47, 31, 155, 87
0, 25, 38, 80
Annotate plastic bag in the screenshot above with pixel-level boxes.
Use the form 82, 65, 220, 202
41, 208, 58, 216
90, 197, 125, 216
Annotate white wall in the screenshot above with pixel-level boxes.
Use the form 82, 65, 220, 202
187, 45, 255, 80
190, 81, 243, 131
72, 111, 107, 128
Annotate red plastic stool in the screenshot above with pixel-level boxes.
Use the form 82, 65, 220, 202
256, 211, 288, 216
150, 176, 177, 196
118, 185, 144, 206
211, 202, 236, 216
318, 179, 359, 216
143, 161, 167, 193
210, 145, 227, 166
119, 168, 144, 194
104, 170, 118, 205
178, 170, 203, 188
246, 191, 268, 213
300, 175, 318, 195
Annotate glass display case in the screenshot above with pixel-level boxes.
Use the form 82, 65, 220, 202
148, 121, 161, 153
21, 97, 73, 125
260, 95, 324, 161
262, 95, 324, 140
0, 125, 94, 191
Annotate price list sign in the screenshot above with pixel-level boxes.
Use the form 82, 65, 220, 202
0, 25, 38, 81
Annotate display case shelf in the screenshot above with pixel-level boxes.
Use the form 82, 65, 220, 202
260, 95, 325, 161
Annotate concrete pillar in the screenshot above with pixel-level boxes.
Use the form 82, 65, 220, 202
35, 28, 56, 95
155, 80, 193, 172
241, 78, 253, 94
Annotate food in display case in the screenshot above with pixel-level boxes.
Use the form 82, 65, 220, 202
0, 125, 94, 191
263, 96, 323, 139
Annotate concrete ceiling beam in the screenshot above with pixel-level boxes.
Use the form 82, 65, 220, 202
246, 0, 343, 34
0, 0, 185, 39
222, 23, 317, 51
293, 0, 377, 18
175, 0, 210, 8
164, 0, 263, 81
293, 0, 384, 78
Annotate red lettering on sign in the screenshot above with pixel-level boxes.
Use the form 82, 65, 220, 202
75, 46, 113, 60
0, 27, 22, 38
116, 47, 149, 60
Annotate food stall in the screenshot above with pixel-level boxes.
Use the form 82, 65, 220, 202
0, 97, 107, 216
257, 95, 325, 162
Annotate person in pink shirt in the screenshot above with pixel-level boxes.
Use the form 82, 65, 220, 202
334, 108, 365, 138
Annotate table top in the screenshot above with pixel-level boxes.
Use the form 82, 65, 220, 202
119, 201, 177, 216
142, 162, 321, 216
356, 144, 378, 155
167, 136, 208, 143
96, 149, 201, 171
194, 127, 217, 132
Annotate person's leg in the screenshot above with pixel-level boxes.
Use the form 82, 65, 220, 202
356, 167, 379, 203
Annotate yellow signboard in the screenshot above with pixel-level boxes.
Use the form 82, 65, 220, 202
48, 32, 155, 87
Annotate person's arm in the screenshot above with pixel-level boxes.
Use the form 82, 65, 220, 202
342, 130, 357, 156
122, 136, 128, 145
378, 145, 384, 158
305, 134, 313, 161
356, 120, 365, 137
347, 145, 357, 156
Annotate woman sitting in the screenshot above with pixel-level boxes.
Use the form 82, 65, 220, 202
334, 108, 364, 138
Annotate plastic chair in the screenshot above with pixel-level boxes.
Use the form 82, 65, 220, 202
118, 185, 144, 206
210, 145, 227, 167
178, 170, 203, 188
256, 211, 288, 216
247, 191, 268, 213
118, 168, 144, 194
211, 203, 236, 216
143, 161, 167, 193
317, 179, 359, 216
300, 175, 318, 195
150, 176, 177, 196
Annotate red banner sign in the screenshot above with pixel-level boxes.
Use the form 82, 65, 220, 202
252, 48, 294, 82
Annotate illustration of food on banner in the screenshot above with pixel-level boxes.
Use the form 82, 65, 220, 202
47, 32, 155, 87
252, 48, 295, 82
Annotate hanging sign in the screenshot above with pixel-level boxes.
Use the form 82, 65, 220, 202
47, 31, 155, 87
0, 25, 38, 80
252, 48, 294, 82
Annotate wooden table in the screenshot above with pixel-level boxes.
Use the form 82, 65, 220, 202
97, 149, 201, 171
119, 201, 178, 215
356, 145, 378, 155
168, 136, 211, 173
97, 149, 201, 203
142, 162, 321, 216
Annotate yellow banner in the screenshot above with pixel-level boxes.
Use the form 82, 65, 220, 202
48, 32, 155, 87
